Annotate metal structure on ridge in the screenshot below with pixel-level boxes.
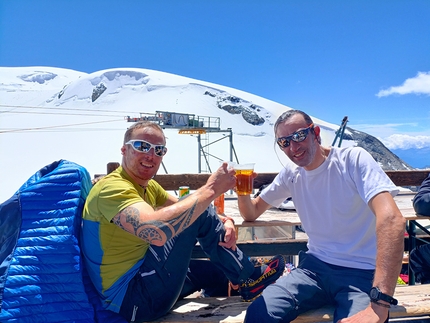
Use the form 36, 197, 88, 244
332, 116, 349, 148
125, 111, 239, 173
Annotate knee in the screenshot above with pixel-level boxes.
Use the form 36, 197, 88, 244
245, 297, 277, 323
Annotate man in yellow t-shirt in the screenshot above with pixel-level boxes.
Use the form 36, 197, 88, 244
81, 121, 285, 322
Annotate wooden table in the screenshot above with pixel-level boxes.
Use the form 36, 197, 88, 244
224, 192, 426, 225
223, 197, 301, 228
222, 197, 301, 243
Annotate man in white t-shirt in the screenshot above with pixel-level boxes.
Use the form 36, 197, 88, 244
238, 110, 406, 323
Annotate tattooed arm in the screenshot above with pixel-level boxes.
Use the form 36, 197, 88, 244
112, 199, 199, 246
112, 162, 236, 246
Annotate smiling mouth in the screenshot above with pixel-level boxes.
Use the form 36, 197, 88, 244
140, 162, 154, 168
294, 151, 305, 158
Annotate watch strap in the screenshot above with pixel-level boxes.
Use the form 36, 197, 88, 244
371, 299, 391, 308
378, 291, 398, 305
370, 287, 398, 306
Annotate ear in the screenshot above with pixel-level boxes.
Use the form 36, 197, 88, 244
121, 145, 126, 156
313, 125, 320, 136
313, 125, 322, 144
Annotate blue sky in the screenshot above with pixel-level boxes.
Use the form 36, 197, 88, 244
1, 0, 429, 150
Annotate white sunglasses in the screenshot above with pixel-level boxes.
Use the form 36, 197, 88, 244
125, 140, 167, 157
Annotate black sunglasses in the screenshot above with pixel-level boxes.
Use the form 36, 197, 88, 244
126, 140, 167, 157
276, 123, 314, 148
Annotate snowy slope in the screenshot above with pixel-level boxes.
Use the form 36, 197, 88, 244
0, 66, 348, 202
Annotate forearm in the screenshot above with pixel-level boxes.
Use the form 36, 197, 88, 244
113, 162, 236, 245
368, 192, 406, 295
372, 212, 406, 295
114, 184, 216, 246
237, 195, 267, 221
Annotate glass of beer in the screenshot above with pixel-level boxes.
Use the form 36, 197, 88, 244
214, 193, 225, 214
234, 163, 255, 196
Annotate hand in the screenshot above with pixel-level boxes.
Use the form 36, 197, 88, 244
337, 304, 389, 323
206, 162, 236, 195
218, 218, 237, 251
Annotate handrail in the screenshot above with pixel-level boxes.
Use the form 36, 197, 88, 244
105, 163, 429, 191
152, 170, 429, 190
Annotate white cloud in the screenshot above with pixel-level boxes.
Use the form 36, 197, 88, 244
350, 122, 430, 150
380, 134, 430, 150
350, 123, 418, 139
377, 71, 430, 97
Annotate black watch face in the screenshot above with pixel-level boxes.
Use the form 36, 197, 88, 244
369, 287, 379, 300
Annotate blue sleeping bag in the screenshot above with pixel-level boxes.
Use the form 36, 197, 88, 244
0, 160, 127, 323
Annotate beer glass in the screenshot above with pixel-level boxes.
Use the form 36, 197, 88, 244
234, 163, 255, 196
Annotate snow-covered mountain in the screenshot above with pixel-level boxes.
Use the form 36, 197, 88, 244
0, 66, 410, 202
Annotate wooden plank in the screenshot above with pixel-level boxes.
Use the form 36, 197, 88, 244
385, 170, 430, 187
252, 173, 277, 189
153, 172, 276, 191
220, 194, 424, 226
106, 163, 429, 190
191, 232, 427, 259
148, 285, 430, 323
153, 173, 210, 190
192, 239, 308, 258
152, 170, 430, 191
107, 162, 120, 174
222, 198, 302, 227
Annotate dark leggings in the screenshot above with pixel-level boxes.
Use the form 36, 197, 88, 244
119, 205, 255, 322
245, 252, 376, 323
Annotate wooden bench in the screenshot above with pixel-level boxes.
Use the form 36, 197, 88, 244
148, 284, 430, 323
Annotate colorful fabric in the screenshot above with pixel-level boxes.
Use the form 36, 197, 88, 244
0, 160, 95, 322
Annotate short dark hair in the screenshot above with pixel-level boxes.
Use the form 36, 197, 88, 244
274, 110, 314, 135
123, 121, 166, 144
274, 110, 320, 144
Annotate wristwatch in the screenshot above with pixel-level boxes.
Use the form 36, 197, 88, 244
369, 287, 398, 305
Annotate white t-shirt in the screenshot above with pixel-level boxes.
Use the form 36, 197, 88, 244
260, 146, 399, 270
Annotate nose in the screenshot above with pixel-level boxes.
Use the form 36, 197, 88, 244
288, 140, 301, 152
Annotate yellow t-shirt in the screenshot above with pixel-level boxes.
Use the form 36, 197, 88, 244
81, 166, 168, 312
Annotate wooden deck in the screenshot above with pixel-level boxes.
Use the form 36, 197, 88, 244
148, 284, 430, 323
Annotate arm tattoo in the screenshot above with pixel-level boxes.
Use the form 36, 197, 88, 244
112, 200, 199, 244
